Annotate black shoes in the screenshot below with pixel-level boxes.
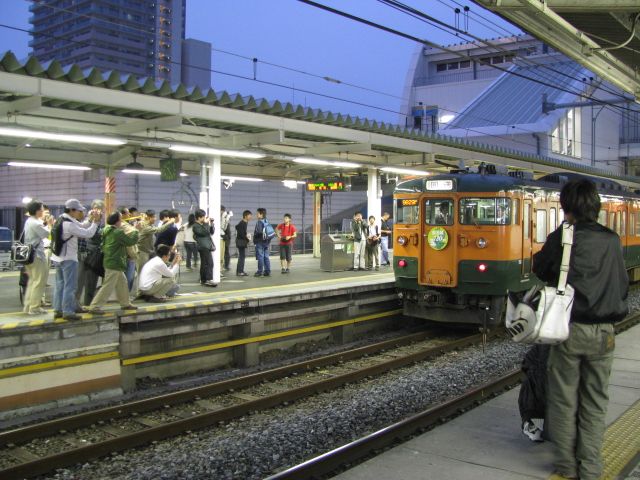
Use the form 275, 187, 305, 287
237, 272, 248, 276
254, 272, 262, 277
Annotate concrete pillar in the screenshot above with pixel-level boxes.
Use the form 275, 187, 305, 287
367, 168, 381, 222
232, 320, 265, 367
199, 158, 207, 208
332, 305, 358, 344
208, 156, 221, 283
313, 191, 321, 258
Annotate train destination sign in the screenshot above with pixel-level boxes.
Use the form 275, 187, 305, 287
306, 180, 346, 191
426, 179, 454, 191
401, 199, 418, 206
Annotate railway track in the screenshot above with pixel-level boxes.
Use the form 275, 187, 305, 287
266, 313, 640, 480
0, 327, 484, 480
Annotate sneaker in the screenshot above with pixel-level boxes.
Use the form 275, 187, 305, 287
27, 308, 47, 315
254, 272, 263, 277
522, 421, 544, 442
285, 268, 290, 273
76, 307, 88, 314
62, 313, 82, 321
53, 311, 63, 319
375, 266, 380, 271
86, 308, 106, 315
203, 281, 218, 288
281, 268, 287, 274
264, 272, 271, 277
237, 272, 248, 277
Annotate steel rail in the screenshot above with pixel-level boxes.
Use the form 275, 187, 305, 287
0, 330, 482, 480
265, 312, 640, 480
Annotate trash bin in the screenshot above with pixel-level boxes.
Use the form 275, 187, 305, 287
320, 234, 354, 272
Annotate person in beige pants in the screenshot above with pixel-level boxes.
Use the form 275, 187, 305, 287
22, 200, 53, 315
88, 212, 139, 313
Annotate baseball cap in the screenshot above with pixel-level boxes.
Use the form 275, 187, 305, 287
65, 199, 86, 212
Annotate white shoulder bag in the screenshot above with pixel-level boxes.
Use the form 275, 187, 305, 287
505, 223, 574, 344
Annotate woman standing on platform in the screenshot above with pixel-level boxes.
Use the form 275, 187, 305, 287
183, 213, 198, 271
533, 179, 628, 480
192, 209, 217, 288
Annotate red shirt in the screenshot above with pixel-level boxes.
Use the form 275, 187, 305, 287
277, 223, 297, 245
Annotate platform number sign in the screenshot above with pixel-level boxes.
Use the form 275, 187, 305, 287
160, 158, 181, 182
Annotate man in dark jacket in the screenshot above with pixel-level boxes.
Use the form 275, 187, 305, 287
235, 210, 252, 276
532, 179, 628, 480
155, 209, 180, 249
192, 209, 217, 287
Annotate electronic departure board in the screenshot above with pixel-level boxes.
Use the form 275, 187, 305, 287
306, 180, 346, 191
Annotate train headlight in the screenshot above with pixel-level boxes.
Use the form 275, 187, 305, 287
397, 235, 408, 246
398, 259, 408, 268
477, 263, 488, 272
476, 237, 488, 248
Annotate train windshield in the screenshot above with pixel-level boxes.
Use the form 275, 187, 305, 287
395, 198, 419, 224
459, 198, 511, 225
425, 199, 454, 226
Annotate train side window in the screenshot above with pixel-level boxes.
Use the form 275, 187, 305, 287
425, 198, 454, 225
609, 212, 615, 230
559, 208, 564, 223
616, 213, 621, 235
512, 198, 520, 224
597, 210, 607, 226
394, 199, 419, 224
535, 209, 547, 243
524, 204, 531, 238
550, 208, 557, 232
636, 212, 640, 236
621, 212, 626, 236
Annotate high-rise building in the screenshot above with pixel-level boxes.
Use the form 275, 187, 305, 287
29, 0, 209, 88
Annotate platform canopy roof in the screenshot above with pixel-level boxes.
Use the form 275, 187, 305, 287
0, 52, 639, 187
473, 0, 640, 101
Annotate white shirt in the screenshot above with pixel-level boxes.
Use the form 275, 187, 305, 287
50, 213, 98, 263
24, 216, 50, 261
184, 224, 195, 242
138, 255, 179, 291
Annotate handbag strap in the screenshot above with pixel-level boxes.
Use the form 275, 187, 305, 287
557, 223, 574, 295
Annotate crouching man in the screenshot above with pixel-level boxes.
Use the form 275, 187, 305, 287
138, 244, 180, 302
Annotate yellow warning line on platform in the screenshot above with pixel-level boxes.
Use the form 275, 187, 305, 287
122, 309, 402, 366
548, 399, 640, 480
0, 351, 119, 379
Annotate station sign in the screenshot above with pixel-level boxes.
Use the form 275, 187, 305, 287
307, 180, 346, 191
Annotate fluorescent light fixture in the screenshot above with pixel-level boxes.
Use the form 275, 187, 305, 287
332, 161, 361, 168
168, 144, 265, 159
282, 180, 306, 189
439, 114, 456, 124
221, 176, 264, 182
0, 127, 126, 146
8, 161, 91, 171
122, 169, 160, 175
121, 169, 188, 177
380, 166, 430, 176
293, 157, 331, 166
293, 157, 361, 168
22, 196, 33, 204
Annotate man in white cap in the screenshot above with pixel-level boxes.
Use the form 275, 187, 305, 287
51, 199, 102, 321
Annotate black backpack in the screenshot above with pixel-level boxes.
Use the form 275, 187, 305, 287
51, 217, 73, 256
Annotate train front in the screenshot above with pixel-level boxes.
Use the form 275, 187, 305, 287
393, 174, 531, 327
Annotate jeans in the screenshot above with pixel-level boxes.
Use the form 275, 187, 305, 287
184, 242, 198, 268
198, 248, 213, 283
126, 258, 136, 292
380, 236, 390, 264
53, 260, 78, 315
236, 247, 246, 274
255, 243, 271, 274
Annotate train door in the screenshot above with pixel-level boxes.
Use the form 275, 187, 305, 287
419, 197, 457, 287
521, 199, 533, 276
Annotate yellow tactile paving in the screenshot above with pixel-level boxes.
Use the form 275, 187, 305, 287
547, 400, 640, 480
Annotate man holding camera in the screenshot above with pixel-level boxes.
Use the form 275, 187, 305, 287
138, 244, 181, 302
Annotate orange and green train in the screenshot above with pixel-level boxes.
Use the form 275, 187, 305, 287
392, 170, 640, 326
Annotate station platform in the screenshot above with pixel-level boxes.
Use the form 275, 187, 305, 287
0, 254, 399, 417
335, 323, 640, 480
0, 254, 393, 329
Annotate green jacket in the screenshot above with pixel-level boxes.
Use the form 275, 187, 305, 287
192, 222, 214, 251
101, 225, 139, 271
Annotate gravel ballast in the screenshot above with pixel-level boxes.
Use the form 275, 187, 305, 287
45, 339, 528, 480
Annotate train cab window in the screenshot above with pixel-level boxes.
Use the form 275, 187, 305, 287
535, 209, 547, 243
395, 199, 419, 224
425, 199, 454, 225
597, 210, 607, 226
459, 198, 511, 225
513, 198, 520, 225
550, 208, 557, 232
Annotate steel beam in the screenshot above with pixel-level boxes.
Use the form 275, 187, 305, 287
480, 0, 640, 12
0, 96, 42, 117
212, 130, 284, 148
304, 142, 373, 155
114, 115, 183, 135
0, 145, 107, 166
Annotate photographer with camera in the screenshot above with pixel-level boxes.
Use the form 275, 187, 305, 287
192, 209, 217, 287
137, 244, 181, 302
